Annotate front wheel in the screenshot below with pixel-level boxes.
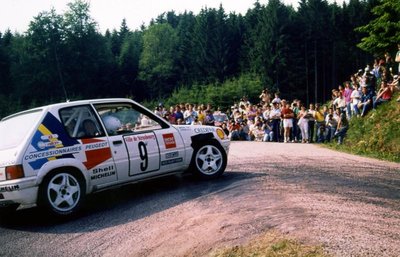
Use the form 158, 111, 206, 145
39, 170, 85, 217
191, 141, 227, 179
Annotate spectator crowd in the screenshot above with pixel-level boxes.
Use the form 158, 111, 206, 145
154, 45, 400, 145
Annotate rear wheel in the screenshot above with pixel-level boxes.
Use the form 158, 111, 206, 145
191, 140, 227, 179
39, 170, 85, 217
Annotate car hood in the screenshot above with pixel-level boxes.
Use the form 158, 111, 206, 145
173, 125, 228, 141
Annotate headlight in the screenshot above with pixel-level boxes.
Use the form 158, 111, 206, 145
216, 128, 226, 140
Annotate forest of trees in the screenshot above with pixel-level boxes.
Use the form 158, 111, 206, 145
0, 0, 399, 118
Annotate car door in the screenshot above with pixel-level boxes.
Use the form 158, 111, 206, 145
59, 105, 118, 187
94, 101, 183, 183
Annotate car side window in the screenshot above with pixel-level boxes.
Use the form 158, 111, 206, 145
94, 103, 163, 136
60, 106, 105, 138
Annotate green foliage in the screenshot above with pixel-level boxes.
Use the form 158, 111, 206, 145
164, 73, 263, 109
139, 23, 178, 98
356, 0, 400, 55
0, 0, 393, 120
331, 96, 400, 162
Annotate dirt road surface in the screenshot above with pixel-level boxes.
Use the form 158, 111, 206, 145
1, 141, 399, 257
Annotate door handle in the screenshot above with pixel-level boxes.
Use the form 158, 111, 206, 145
113, 140, 123, 145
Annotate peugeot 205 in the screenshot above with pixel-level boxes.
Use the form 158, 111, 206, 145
0, 98, 229, 217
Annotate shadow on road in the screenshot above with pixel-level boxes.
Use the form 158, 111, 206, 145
0, 170, 266, 232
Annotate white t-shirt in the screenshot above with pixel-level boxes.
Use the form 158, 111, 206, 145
351, 90, 361, 105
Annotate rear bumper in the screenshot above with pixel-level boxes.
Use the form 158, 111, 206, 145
0, 177, 38, 208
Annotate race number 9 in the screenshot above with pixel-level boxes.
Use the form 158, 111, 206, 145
138, 141, 148, 171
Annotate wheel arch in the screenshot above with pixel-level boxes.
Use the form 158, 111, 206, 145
36, 160, 90, 194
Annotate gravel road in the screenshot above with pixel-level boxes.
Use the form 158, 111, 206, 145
0, 141, 399, 257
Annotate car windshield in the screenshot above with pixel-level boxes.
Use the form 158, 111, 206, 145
0, 109, 43, 149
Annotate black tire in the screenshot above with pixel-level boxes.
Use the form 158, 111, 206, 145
38, 169, 85, 217
190, 140, 227, 179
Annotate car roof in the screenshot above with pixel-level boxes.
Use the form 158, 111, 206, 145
2, 98, 136, 121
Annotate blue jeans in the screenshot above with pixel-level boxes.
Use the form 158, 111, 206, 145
373, 97, 390, 109
335, 126, 348, 144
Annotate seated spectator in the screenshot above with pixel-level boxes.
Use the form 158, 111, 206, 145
373, 80, 393, 109
262, 119, 274, 142
249, 117, 264, 141
325, 112, 338, 142
228, 120, 241, 140
357, 86, 374, 117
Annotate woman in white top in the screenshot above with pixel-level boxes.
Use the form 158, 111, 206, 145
350, 84, 361, 116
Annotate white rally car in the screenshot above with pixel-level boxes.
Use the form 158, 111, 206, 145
0, 98, 229, 217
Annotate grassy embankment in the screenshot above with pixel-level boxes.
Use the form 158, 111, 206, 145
211, 231, 327, 257
329, 95, 400, 163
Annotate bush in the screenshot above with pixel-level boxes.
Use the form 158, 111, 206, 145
163, 73, 263, 110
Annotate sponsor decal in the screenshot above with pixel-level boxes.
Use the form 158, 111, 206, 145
37, 140, 63, 149
162, 133, 176, 149
27, 112, 80, 170
81, 138, 112, 170
178, 126, 192, 131
194, 127, 216, 133
161, 157, 183, 166
165, 151, 179, 159
40, 134, 59, 141
127, 134, 156, 142
0, 185, 20, 193
91, 165, 116, 180
24, 145, 82, 161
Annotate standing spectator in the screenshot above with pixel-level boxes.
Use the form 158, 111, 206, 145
350, 83, 361, 116
333, 91, 346, 112
271, 92, 282, 105
308, 103, 316, 143
281, 102, 294, 143
373, 80, 393, 109
395, 43, 400, 74
262, 105, 271, 121
314, 103, 325, 143
291, 101, 300, 142
269, 102, 281, 142
197, 107, 206, 124
297, 105, 309, 143
343, 81, 353, 118
259, 89, 272, 106
204, 110, 215, 126
174, 105, 184, 122
183, 104, 197, 125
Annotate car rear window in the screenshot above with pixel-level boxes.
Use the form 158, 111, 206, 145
0, 109, 43, 149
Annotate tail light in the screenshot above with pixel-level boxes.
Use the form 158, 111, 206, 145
6, 165, 25, 180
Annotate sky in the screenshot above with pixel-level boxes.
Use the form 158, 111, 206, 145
0, 0, 311, 34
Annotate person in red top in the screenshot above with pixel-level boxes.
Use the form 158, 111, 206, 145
281, 102, 294, 143
373, 80, 393, 109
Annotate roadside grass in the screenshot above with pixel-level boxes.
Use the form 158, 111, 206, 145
211, 231, 327, 257
326, 95, 400, 163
